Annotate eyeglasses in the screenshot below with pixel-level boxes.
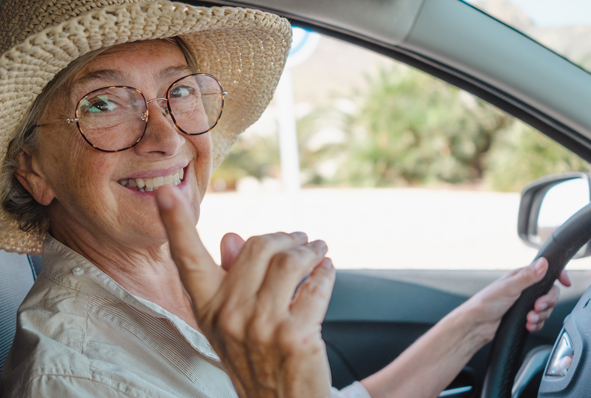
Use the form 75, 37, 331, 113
37, 73, 226, 152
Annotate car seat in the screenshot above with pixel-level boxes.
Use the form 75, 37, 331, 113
0, 250, 42, 373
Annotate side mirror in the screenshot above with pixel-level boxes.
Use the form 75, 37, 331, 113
518, 172, 591, 258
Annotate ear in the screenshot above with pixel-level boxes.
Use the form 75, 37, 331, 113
14, 149, 55, 206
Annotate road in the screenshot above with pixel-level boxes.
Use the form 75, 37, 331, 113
198, 188, 591, 270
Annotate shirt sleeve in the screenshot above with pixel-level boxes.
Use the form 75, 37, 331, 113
330, 381, 372, 398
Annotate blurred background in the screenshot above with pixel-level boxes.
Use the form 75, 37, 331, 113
198, 0, 591, 270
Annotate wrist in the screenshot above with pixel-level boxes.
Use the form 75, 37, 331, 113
447, 300, 497, 355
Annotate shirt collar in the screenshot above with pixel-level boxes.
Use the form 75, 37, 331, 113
41, 234, 220, 361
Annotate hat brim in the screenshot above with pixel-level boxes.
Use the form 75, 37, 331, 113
0, 1, 292, 254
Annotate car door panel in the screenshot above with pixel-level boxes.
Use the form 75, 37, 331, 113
323, 270, 591, 392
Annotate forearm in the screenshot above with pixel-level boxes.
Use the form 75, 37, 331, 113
359, 259, 563, 398
360, 303, 489, 398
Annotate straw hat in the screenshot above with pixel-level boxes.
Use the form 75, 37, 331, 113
0, 0, 292, 255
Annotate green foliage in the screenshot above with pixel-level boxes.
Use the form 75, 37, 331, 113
484, 122, 589, 191
329, 65, 513, 186
212, 64, 589, 192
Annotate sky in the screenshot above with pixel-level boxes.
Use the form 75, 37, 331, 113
469, 0, 591, 27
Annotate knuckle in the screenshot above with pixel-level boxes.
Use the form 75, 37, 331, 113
546, 299, 557, 308
525, 267, 537, 279
277, 231, 293, 240
246, 315, 273, 345
246, 235, 268, 250
276, 323, 324, 357
276, 323, 301, 355
267, 231, 292, 243
273, 251, 302, 273
215, 306, 244, 340
244, 235, 273, 257
315, 264, 336, 283
300, 279, 330, 302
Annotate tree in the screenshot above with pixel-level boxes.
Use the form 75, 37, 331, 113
484, 122, 589, 191
212, 64, 589, 192
323, 65, 512, 186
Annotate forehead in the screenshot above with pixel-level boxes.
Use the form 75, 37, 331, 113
73, 40, 189, 85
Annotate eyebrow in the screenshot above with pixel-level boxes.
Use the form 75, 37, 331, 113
72, 65, 192, 89
158, 65, 193, 81
73, 69, 126, 88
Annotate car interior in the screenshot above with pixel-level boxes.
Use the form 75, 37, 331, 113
3, 0, 591, 397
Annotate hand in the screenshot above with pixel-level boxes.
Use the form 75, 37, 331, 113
155, 185, 335, 398
462, 257, 570, 344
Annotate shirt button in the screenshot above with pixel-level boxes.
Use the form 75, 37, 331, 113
72, 267, 84, 276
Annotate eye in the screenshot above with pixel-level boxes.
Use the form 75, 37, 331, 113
80, 95, 119, 114
170, 85, 196, 99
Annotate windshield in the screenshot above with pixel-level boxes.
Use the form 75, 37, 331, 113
465, 0, 591, 73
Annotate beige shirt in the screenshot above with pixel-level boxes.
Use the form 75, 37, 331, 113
0, 236, 371, 398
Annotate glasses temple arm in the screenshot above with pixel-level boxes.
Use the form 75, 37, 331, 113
35, 118, 79, 128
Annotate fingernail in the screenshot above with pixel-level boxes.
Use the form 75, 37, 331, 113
155, 188, 174, 210
539, 302, 548, 311
534, 258, 545, 272
531, 313, 539, 322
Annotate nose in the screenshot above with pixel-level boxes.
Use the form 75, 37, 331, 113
147, 97, 170, 117
134, 98, 184, 157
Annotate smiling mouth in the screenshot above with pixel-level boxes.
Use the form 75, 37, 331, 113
117, 167, 185, 192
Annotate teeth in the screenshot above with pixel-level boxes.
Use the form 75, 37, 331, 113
153, 176, 164, 188
118, 167, 185, 191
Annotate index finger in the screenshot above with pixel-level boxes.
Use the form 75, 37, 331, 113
156, 185, 224, 311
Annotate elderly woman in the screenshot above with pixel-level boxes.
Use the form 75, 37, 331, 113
0, 1, 569, 397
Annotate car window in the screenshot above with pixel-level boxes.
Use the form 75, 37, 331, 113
465, 0, 591, 74
200, 30, 591, 271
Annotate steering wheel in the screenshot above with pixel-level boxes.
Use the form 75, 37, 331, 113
480, 202, 591, 398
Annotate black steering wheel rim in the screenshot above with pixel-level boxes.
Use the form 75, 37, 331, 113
481, 202, 591, 398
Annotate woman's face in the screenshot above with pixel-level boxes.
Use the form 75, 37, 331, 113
31, 40, 212, 249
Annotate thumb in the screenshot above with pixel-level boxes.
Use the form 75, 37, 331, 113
156, 185, 224, 312
220, 232, 246, 272
506, 257, 548, 297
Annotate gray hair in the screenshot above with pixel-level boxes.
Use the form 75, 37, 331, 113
0, 37, 199, 234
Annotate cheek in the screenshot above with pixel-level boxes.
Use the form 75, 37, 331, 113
42, 127, 118, 205
188, 133, 213, 183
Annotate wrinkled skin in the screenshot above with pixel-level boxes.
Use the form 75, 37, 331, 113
157, 186, 335, 397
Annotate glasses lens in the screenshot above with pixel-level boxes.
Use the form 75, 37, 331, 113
77, 87, 147, 151
168, 74, 223, 135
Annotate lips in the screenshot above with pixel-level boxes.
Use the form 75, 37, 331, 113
118, 167, 184, 192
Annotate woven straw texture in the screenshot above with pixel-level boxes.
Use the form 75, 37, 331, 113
0, 0, 291, 255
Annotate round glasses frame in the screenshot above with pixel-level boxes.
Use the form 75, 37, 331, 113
37, 73, 227, 153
